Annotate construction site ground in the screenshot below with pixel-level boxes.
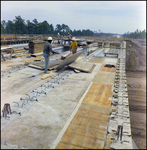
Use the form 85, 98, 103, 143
1, 37, 146, 149
125, 39, 146, 149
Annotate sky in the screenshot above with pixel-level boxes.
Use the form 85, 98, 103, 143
1, 1, 146, 34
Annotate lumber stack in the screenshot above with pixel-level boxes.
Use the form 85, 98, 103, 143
29, 40, 45, 54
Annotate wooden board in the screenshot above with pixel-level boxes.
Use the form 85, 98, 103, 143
68, 61, 96, 73
55, 51, 84, 70
28, 64, 44, 70
41, 74, 54, 80
92, 71, 115, 85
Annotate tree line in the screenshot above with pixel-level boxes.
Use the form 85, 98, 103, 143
1, 15, 95, 36
1, 15, 146, 39
123, 29, 146, 39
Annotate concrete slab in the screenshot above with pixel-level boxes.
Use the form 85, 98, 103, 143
48, 81, 90, 101
1, 65, 93, 149
1, 47, 133, 149
1, 68, 52, 110
1, 95, 77, 149
103, 57, 118, 65
1, 92, 26, 110
17, 67, 42, 75
89, 57, 106, 63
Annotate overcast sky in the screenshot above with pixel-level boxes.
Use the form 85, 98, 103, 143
1, 1, 146, 34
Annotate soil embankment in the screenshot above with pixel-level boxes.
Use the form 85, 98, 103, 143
126, 39, 146, 149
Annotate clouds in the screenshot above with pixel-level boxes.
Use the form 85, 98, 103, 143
1, 1, 146, 34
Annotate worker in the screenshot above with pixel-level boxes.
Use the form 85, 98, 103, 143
68, 33, 72, 45
43, 37, 59, 73
57, 32, 60, 44
70, 37, 77, 54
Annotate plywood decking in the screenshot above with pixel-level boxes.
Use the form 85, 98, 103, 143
82, 83, 112, 108
92, 71, 115, 85
56, 82, 112, 149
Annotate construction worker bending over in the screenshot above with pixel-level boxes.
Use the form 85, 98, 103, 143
70, 37, 77, 54
43, 37, 59, 73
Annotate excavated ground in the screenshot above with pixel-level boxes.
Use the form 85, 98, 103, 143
126, 39, 146, 149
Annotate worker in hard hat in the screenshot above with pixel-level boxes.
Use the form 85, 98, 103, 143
70, 37, 77, 54
57, 33, 60, 44
68, 33, 72, 45
43, 37, 59, 73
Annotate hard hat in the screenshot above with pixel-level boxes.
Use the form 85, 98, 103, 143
48, 37, 52, 40
58, 33, 59, 34
68, 33, 70, 34
72, 37, 76, 41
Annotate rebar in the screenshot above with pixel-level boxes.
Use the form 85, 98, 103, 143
2, 103, 12, 119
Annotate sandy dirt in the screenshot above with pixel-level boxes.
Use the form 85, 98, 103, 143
126, 39, 146, 149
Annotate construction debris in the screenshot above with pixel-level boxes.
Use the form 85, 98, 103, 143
104, 64, 115, 68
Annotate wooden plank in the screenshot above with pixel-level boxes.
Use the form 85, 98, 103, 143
55, 51, 84, 70
68, 61, 95, 73
28, 64, 44, 70
92, 71, 115, 85
41, 74, 54, 80
88, 64, 96, 73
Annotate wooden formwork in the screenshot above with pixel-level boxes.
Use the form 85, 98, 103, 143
56, 83, 112, 149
